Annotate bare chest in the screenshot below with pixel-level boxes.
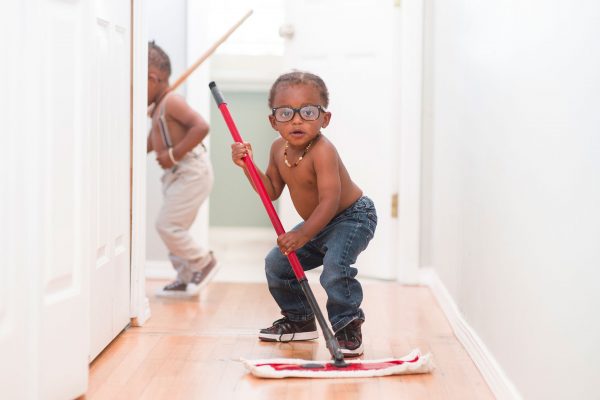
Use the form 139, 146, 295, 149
277, 155, 316, 191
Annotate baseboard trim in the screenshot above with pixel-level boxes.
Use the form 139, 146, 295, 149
130, 296, 151, 327
420, 267, 522, 400
145, 260, 176, 280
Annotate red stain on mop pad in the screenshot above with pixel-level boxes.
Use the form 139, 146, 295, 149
243, 349, 433, 378
258, 356, 419, 372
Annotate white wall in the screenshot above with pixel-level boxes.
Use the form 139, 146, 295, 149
422, 1, 600, 399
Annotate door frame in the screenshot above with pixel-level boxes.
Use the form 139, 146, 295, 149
395, 0, 424, 284
130, 0, 150, 326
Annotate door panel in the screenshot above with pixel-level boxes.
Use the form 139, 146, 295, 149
111, 14, 132, 337
37, 0, 90, 397
1, 0, 133, 397
90, 0, 132, 360
0, 3, 32, 398
282, 0, 399, 279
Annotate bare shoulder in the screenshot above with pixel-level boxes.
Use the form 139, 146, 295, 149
270, 136, 286, 153
311, 135, 339, 158
164, 93, 190, 114
164, 93, 204, 127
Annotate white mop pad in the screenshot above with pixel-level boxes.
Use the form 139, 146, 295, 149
242, 348, 433, 379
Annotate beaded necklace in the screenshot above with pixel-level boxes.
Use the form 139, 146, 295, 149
284, 140, 313, 168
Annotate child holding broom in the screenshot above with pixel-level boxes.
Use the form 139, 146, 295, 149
231, 71, 377, 357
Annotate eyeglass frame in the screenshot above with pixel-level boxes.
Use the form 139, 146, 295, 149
271, 104, 327, 122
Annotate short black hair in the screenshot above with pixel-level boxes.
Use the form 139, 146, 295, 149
148, 41, 171, 77
268, 71, 329, 108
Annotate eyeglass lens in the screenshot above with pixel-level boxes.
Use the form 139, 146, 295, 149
273, 105, 321, 122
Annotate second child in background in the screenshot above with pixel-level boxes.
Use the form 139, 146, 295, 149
148, 41, 217, 298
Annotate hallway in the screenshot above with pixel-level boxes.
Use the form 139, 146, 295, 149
3, 1, 600, 398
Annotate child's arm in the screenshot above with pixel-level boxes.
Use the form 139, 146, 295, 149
169, 95, 209, 159
231, 141, 285, 200
158, 95, 209, 167
277, 144, 341, 254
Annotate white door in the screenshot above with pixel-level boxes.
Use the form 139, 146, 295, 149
35, 0, 92, 397
281, 0, 401, 279
3, 0, 93, 397
1, 0, 133, 397
89, 0, 132, 360
1, 3, 35, 398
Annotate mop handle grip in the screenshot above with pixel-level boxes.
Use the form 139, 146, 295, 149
209, 81, 306, 280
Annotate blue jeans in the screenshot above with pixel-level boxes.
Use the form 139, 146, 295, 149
265, 196, 377, 332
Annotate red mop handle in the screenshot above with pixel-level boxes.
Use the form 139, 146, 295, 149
209, 82, 306, 280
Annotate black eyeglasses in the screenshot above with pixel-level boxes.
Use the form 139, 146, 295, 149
271, 105, 326, 122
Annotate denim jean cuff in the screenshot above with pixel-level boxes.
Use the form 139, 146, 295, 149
282, 312, 315, 322
331, 313, 365, 333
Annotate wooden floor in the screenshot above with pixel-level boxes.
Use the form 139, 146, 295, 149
85, 277, 494, 399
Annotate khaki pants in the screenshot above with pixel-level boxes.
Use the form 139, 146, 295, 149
156, 150, 214, 283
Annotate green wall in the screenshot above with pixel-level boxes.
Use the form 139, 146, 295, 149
209, 91, 279, 227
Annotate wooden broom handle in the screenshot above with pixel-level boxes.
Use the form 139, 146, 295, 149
167, 9, 253, 93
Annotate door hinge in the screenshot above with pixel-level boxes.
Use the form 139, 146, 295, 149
391, 193, 398, 218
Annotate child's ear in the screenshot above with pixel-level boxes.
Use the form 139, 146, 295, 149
321, 111, 331, 128
268, 115, 278, 130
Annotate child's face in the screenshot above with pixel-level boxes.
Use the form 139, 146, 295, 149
269, 83, 331, 147
147, 67, 167, 105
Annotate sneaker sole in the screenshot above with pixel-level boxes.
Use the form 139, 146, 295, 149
259, 331, 319, 342
340, 343, 364, 358
155, 288, 200, 298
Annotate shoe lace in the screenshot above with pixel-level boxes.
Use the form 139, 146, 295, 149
271, 317, 297, 343
272, 317, 289, 326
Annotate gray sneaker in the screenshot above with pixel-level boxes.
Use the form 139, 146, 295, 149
335, 319, 364, 357
258, 317, 319, 342
188, 252, 218, 294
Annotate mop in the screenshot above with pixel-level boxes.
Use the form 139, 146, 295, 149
209, 82, 433, 378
